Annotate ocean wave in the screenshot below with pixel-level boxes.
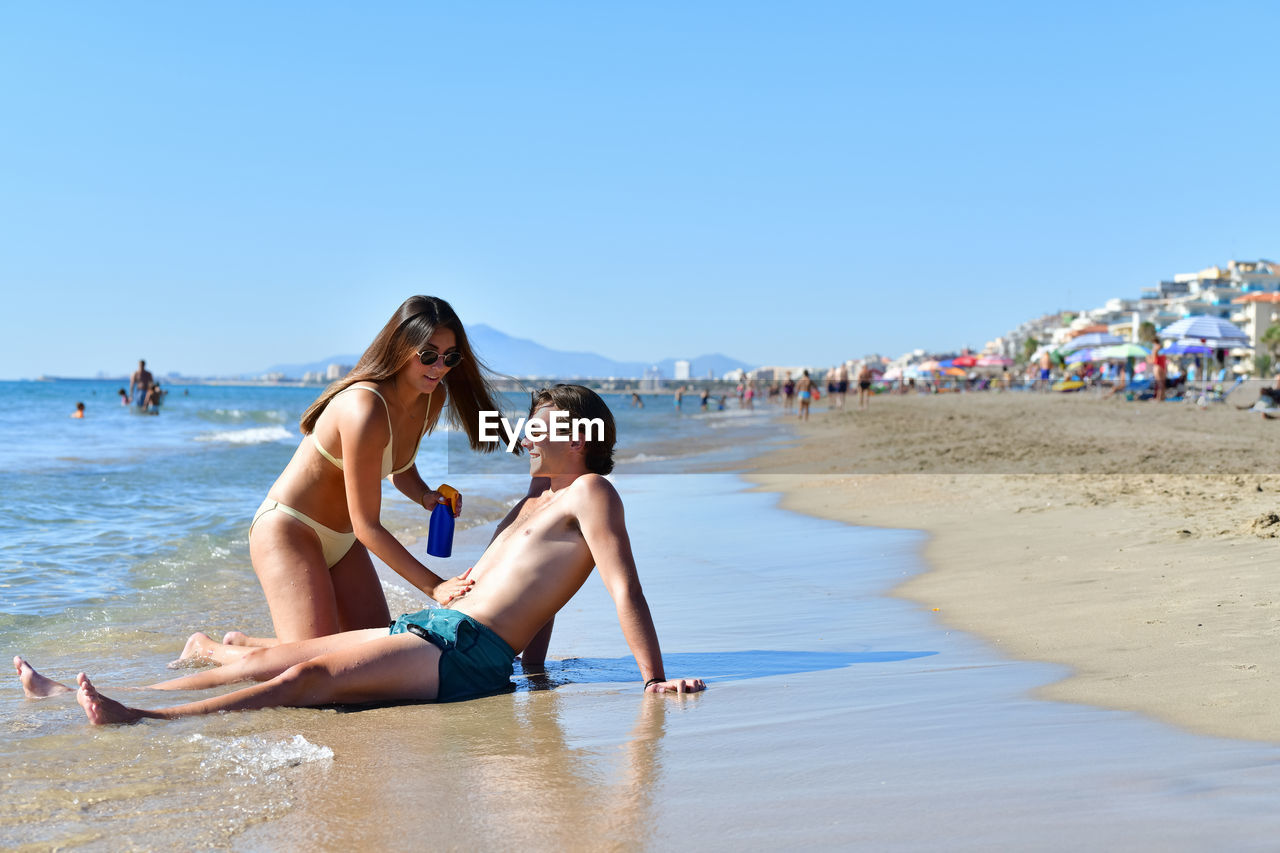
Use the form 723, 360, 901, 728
618, 452, 674, 463
196, 408, 289, 425
194, 426, 295, 445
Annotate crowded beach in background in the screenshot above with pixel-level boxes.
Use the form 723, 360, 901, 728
707, 258, 1280, 418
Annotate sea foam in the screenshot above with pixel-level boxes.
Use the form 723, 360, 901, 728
193, 733, 334, 778
194, 426, 294, 445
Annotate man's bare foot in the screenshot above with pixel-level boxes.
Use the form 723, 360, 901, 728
76, 673, 144, 725
14, 656, 73, 698
168, 632, 218, 669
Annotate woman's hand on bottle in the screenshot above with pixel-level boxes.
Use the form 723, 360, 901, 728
433, 567, 474, 605
422, 486, 462, 517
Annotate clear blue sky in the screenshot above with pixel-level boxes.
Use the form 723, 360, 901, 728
2, 2, 1277, 379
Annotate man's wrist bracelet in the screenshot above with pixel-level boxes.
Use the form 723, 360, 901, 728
644, 678, 662, 690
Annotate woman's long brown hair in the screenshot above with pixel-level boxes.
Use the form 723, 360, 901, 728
299, 295, 503, 452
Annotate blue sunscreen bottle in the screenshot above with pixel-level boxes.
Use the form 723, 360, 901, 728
427, 484, 459, 558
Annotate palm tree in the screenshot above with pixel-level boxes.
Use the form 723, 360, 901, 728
1261, 323, 1280, 361
1019, 337, 1039, 365
1259, 323, 1280, 377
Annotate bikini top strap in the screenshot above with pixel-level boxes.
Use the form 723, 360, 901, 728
344, 384, 395, 439
310, 384, 396, 471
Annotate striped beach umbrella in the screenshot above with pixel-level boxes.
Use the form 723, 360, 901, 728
1158, 315, 1249, 347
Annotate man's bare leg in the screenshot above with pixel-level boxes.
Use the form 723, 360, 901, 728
79, 634, 443, 725
150, 627, 389, 691
14, 656, 72, 698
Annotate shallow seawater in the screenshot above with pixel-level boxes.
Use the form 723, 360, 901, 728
0, 380, 783, 849
10, 380, 1280, 849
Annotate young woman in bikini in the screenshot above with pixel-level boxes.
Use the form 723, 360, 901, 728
240, 295, 503, 645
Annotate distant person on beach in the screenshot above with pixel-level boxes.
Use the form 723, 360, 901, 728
142, 382, 164, 413
673, 386, 683, 409
631, 392, 644, 408
783, 377, 796, 412
241, 296, 502, 645
16, 385, 705, 724
71, 402, 85, 419
699, 388, 709, 410
1262, 371, 1280, 408
1150, 340, 1168, 402
129, 360, 154, 408
743, 379, 755, 410
1038, 351, 1052, 392
117, 388, 129, 406
834, 364, 849, 409
796, 370, 816, 421
857, 363, 873, 409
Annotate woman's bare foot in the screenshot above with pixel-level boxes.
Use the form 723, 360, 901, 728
76, 673, 145, 725
221, 631, 278, 649
168, 632, 219, 669
14, 656, 73, 698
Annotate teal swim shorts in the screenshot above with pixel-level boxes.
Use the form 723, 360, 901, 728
389, 608, 516, 702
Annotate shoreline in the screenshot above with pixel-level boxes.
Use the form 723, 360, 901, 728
743, 392, 1280, 744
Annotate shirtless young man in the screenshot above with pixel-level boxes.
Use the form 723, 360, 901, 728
15, 385, 704, 723
128, 359, 154, 409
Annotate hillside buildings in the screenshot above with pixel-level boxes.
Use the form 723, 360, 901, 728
999, 259, 1280, 371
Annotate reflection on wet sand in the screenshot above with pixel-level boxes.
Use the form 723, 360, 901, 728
240, 687, 673, 850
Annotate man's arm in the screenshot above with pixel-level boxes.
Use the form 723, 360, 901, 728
575, 475, 704, 694
519, 616, 554, 672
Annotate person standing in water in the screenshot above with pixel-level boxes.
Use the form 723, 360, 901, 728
795, 370, 816, 421
242, 296, 503, 644
129, 360, 154, 409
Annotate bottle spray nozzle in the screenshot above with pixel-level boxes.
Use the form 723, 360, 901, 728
437, 484, 460, 515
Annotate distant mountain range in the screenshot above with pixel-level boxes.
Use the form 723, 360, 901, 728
261, 323, 751, 380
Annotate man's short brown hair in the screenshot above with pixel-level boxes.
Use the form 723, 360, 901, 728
528, 384, 617, 475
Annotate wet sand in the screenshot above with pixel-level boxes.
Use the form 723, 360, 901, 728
16, 464, 1280, 849
747, 390, 1280, 743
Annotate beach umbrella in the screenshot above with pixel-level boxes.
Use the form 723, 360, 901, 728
1162, 342, 1212, 356
1096, 343, 1150, 360
1060, 332, 1124, 353
916, 360, 942, 372
1158, 315, 1250, 347
943, 367, 967, 376
1065, 348, 1101, 364
1158, 315, 1251, 403
951, 355, 979, 367
976, 355, 1013, 367
882, 367, 903, 380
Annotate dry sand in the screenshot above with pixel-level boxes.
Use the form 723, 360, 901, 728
745, 390, 1280, 743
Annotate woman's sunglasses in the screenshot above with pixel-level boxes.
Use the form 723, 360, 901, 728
417, 349, 464, 368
